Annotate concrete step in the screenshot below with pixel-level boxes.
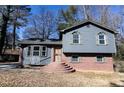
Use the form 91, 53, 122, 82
0, 64, 20, 69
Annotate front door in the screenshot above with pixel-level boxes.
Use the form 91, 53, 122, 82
55, 47, 62, 62
31, 46, 40, 65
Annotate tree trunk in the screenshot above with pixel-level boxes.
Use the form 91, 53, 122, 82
0, 16, 9, 54
0, 6, 11, 54
12, 23, 16, 50
3, 36, 8, 54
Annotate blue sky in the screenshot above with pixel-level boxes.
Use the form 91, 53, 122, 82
30, 5, 68, 14
19, 5, 121, 39
30, 5, 121, 13
19, 5, 68, 39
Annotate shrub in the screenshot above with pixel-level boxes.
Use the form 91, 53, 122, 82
0, 54, 19, 62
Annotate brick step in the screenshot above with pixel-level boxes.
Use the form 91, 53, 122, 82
64, 64, 68, 66
65, 67, 73, 70
24, 62, 76, 73
65, 68, 76, 73
68, 69, 76, 72
65, 65, 71, 68
62, 63, 76, 73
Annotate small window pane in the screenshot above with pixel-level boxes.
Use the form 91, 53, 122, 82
96, 56, 105, 62
34, 47, 39, 50
98, 33, 106, 45
42, 47, 46, 51
33, 52, 39, 56
99, 35, 104, 39
41, 46, 47, 57
71, 56, 79, 62
99, 40, 105, 44
42, 52, 46, 56
73, 40, 79, 43
33, 46, 40, 56
73, 32, 79, 44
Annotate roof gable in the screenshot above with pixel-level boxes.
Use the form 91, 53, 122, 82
60, 20, 117, 34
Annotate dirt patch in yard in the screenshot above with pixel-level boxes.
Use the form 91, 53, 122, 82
0, 69, 123, 87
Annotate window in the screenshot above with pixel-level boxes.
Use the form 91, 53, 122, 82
96, 56, 105, 62
97, 32, 107, 45
71, 55, 79, 62
41, 46, 47, 57
27, 46, 31, 56
33, 46, 40, 56
73, 32, 80, 44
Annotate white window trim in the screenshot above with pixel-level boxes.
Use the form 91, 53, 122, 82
78, 35, 80, 44
96, 56, 105, 63
72, 32, 80, 44
97, 32, 107, 45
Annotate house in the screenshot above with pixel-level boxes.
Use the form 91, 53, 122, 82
19, 38, 62, 66
19, 20, 117, 72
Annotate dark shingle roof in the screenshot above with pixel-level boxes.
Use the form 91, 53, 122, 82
19, 39, 62, 45
60, 20, 118, 34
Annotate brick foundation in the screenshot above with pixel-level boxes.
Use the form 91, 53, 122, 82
61, 53, 114, 72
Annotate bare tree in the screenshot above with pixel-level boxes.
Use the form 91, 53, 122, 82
79, 5, 98, 21
23, 8, 56, 40
10, 5, 31, 50
97, 6, 110, 26
79, 6, 123, 31
82, 5, 93, 20
0, 5, 31, 53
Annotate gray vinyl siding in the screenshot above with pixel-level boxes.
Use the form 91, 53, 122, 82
23, 45, 51, 65
63, 24, 116, 53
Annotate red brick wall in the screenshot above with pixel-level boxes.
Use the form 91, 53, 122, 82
62, 53, 114, 72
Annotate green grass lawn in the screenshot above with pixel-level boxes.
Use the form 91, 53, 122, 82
0, 69, 123, 87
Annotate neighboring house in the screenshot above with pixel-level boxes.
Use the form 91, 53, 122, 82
19, 20, 117, 72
